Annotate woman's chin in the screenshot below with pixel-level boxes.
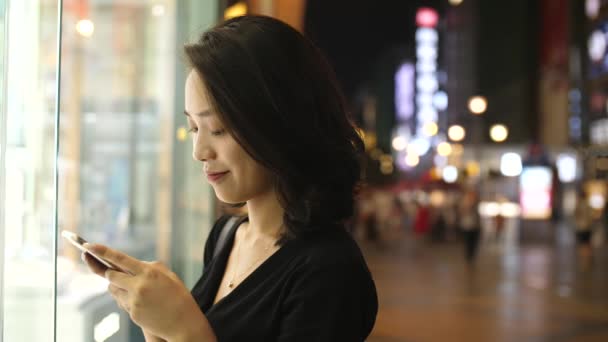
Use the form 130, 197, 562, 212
214, 191, 246, 205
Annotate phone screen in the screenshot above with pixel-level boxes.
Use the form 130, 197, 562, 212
61, 230, 125, 273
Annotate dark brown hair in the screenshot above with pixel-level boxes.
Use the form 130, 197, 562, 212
184, 15, 364, 243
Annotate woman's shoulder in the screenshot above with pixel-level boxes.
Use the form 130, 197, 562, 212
207, 215, 234, 245
292, 226, 370, 273
282, 225, 378, 321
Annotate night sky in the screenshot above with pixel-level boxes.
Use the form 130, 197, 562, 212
304, 0, 539, 144
304, 0, 445, 102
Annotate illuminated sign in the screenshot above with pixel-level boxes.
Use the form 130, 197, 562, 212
501, 153, 522, 177
416, 7, 439, 28
414, 11, 439, 152
394, 7, 443, 171
591, 118, 608, 145
586, 0, 600, 19
395, 63, 415, 120
519, 166, 553, 219
588, 29, 605, 62
556, 153, 577, 183
587, 21, 608, 78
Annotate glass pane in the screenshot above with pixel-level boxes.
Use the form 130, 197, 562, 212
0, 0, 5, 336
1, 0, 61, 341
54, 1, 178, 341
1, 0, 218, 340
0, 0, 4, 106
171, 0, 218, 290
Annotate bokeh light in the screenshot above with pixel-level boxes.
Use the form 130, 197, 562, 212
448, 125, 466, 141
490, 124, 509, 142
468, 96, 487, 114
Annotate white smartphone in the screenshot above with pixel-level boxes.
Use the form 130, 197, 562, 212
61, 230, 126, 273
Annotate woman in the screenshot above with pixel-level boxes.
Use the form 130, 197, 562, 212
83, 15, 378, 341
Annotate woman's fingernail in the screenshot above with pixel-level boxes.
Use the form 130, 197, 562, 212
81, 253, 86, 262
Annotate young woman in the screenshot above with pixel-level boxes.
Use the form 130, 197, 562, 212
83, 15, 378, 341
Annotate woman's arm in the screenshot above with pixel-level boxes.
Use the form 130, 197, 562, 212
169, 308, 218, 342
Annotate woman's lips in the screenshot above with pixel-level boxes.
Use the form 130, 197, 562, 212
206, 171, 229, 182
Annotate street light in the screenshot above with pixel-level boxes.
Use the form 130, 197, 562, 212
76, 19, 95, 37
500, 153, 522, 176
437, 142, 452, 156
448, 125, 466, 141
392, 136, 407, 151
468, 96, 487, 115
466, 161, 480, 177
490, 124, 508, 142
442, 166, 458, 183
422, 122, 439, 136
405, 153, 420, 167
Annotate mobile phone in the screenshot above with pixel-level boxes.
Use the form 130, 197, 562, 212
61, 230, 126, 273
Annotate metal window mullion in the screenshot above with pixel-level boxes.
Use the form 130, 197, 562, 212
52, 1, 64, 341
0, 0, 12, 341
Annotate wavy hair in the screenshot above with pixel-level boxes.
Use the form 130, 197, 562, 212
184, 15, 364, 243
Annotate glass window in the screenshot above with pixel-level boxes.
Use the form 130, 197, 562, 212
1, 0, 218, 341
1, 0, 61, 340
55, 1, 179, 341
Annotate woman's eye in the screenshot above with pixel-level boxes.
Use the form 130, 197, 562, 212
211, 129, 226, 136
187, 126, 198, 134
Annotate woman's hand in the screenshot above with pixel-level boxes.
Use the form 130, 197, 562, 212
82, 244, 216, 342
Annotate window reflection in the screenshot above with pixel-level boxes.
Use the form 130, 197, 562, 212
56, 1, 177, 341
2, 0, 217, 340
2, 0, 60, 341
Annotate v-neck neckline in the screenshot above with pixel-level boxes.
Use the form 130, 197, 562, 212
208, 216, 293, 310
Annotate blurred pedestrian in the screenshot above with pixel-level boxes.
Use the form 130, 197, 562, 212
574, 190, 594, 269
414, 201, 431, 237
459, 188, 481, 267
431, 208, 446, 242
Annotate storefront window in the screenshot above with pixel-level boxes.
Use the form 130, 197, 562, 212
2, 0, 60, 340
56, 1, 180, 340
1, 1, 218, 341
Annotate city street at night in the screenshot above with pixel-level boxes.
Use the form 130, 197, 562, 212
363, 223, 608, 342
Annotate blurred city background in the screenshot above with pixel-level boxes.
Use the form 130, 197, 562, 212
0, 0, 607, 341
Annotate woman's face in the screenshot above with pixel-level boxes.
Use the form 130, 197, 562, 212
184, 70, 274, 204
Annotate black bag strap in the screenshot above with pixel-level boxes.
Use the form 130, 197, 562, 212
213, 216, 239, 259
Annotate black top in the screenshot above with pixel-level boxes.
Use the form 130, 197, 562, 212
191, 215, 378, 341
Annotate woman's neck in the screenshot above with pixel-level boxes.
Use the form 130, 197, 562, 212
245, 190, 284, 241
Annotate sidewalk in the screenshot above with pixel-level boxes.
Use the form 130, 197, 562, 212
359, 228, 608, 342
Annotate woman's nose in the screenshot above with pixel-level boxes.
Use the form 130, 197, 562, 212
192, 138, 216, 161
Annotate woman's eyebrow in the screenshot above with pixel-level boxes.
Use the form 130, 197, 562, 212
183, 109, 212, 117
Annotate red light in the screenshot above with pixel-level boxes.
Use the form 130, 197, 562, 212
416, 8, 439, 28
